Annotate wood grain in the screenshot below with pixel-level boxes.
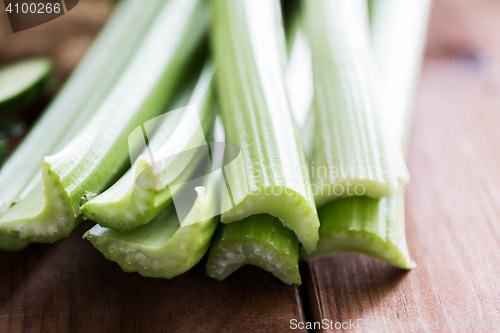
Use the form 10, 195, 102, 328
304, 0, 500, 331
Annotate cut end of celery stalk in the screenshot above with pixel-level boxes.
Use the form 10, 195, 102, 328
206, 215, 302, 285
301, 189, 412, 270
81, 168, 171, 231
84, 184, 218, 279
0, 0, 165, 217
0, 161, 79, 243
221, 190, 319, 254
0, 57, 53, 114
81, 63, 215, 232
0, 234, 29, 252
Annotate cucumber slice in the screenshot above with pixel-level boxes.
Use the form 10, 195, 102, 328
206, 215, 301, 285
81, 64, 215, 231
0, 58, 53, 114
0, 0, 209, 243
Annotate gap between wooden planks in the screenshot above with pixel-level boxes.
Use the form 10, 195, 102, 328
303, 0, 500, 331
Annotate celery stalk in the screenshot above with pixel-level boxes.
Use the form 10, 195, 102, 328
304, 0, 408, 207
83, 116, 224, 279
286, 28, 314, 157
303, 0, 432, 268
0, 139, 6, 166
81, 64, 215, 231
0, 0, 165, 215
213, 0, 319, 253
206, 215, 301, 285
0, 0, 209, 243
0, 57, 53, 114
205, 5, 312, 285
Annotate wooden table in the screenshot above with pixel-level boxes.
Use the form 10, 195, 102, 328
2, 0, 500, 332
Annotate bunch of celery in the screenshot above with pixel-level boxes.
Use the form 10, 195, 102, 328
0, 0, 431, 284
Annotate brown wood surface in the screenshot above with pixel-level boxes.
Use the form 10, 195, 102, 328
304, 0, 500, 331
2, 0, 500, 332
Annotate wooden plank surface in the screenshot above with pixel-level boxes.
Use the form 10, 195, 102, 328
304, 0, 500, 331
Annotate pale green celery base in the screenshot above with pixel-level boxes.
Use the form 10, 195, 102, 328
0, 234, 28, 252
206, 215, 301, 285
313, 178, 398, 208
221, 189, 319, 254
84, 200, 218, 279
302, 187, 412, 269
81, 169, 171, 231
0, 162, 79, 243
